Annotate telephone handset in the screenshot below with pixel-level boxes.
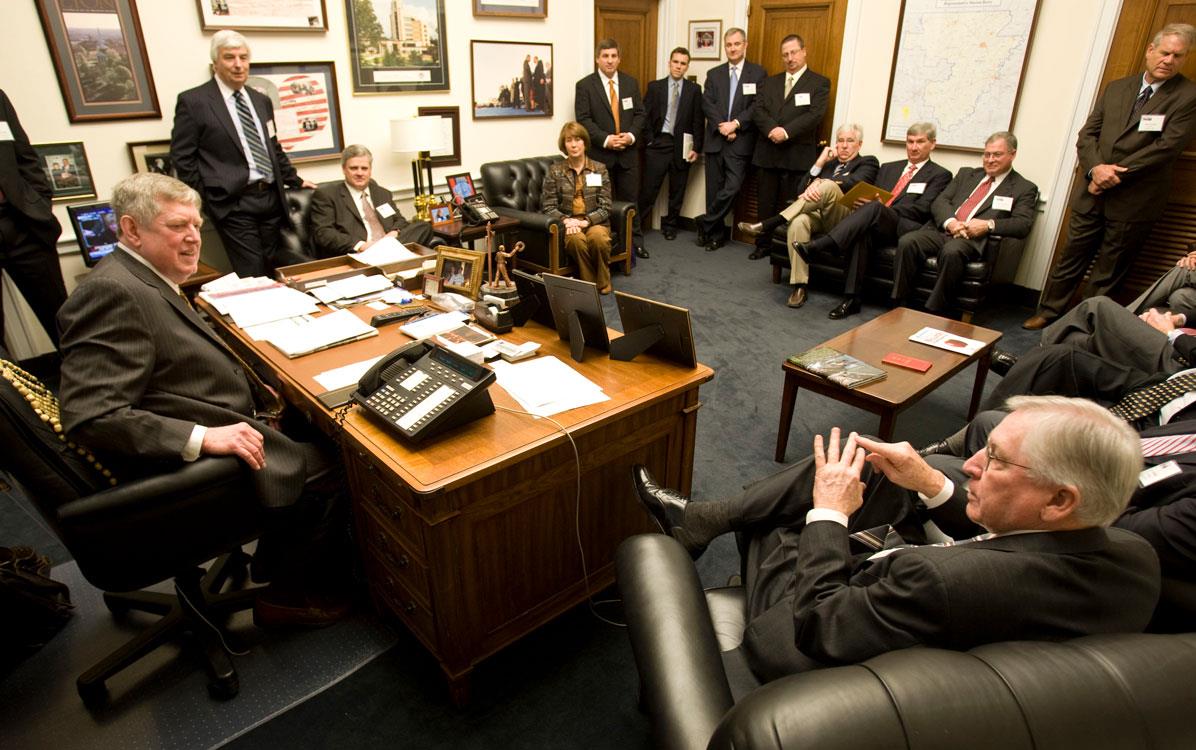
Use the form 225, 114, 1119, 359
460, 194, 499, 225
353, 341, 496, 443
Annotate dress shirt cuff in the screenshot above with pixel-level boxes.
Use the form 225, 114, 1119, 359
919, 477, 954, 509
809, 165, 822, 177
1168, 329, 1190, 344
942, 218, 955, 230
353, 240, 365, 251
732, 119, 740, 130
806, 507, 848, 528
183, 425, 206, 462
626, 133, 636, 144
603, 135, 615, 148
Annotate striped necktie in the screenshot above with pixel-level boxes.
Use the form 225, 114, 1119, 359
233, 90, 274, 181
850, 523, 995, 560
1110, 371, 1196, 422
1141, 432, 1196, 458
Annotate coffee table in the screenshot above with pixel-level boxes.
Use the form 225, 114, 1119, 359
774, 308, 1002, 461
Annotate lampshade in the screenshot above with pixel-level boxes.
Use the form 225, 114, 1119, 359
390, 116, 446, 153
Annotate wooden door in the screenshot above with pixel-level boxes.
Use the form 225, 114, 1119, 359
594, 0, 658, 96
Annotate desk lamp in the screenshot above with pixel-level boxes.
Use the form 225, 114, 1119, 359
390, 116, 447, 222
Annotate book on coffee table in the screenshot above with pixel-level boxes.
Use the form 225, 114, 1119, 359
788, 346, 887, 389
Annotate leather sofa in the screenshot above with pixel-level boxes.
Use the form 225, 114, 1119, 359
479, 155, 633, 278
617, 533, 1196, 750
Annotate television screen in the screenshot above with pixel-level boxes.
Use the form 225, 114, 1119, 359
66, 202, 119, 267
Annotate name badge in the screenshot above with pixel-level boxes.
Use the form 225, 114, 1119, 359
0, 122, 12, 141
1139, 114, 1165, 132
1140, 459, 1182, 487
742, 83, 757, 95
991, 195, 1013, 211
585, 172, 602, 187
376, 203, 396, 218
793, 92, 810, 106
906, 182, 927, 194
266, 119, 276, 138
622, 96, 634, 110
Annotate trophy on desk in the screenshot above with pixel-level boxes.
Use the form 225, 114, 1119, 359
475, 227, 523, 333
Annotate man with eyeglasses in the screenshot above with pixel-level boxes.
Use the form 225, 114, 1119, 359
631, 395, 1160, 682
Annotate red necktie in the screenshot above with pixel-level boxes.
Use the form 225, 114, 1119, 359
954, 177, 993, 222
885, 164, 917, 206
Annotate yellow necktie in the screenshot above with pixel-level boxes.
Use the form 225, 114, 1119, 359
609, 79, 621, 132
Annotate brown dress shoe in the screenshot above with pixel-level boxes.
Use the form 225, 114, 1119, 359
1022, 315, 1050, 330
253, 586, 351, 628
599, 284, 613, 295
737, 221, 764, 236
787, 287, 807, 308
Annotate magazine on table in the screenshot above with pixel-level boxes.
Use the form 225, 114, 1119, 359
788, 346, 887, 389
908, 327, 984, 356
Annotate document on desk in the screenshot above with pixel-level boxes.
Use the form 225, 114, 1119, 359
198, 274, 284, 315
266, 309, 378, 358
224, 286, 320, 328
491, 356, 609, 417
309, 273, 394, 305
314, 354, 384, 391
242, 314, 315, 342
349, 237, 423, 267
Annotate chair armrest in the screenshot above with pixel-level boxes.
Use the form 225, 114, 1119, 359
610, 200, 634, 233
57, 456, 249, 524
494, 206, 565, 234
616, 534, 735, 750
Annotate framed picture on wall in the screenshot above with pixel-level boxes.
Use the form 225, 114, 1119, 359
345, 0, 449, 93
34, 0, 160, 122
197, 0, 328, 31
472, 0, 547, 18
688, 20, 722, 61
127, 139, 175, 176
33, 142, 96, 202
417, 106, 462, 167
247, 62, 345, 163
470, 40, 553, 119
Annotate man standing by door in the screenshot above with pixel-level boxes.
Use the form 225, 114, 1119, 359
639, 47, 703, 244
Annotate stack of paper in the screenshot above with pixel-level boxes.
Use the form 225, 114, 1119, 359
491, 356, 609, 417
266, 309, 378, 358
220, 286, 320, 328
349, 237, 423, 267
399, 310, 469, 340
309, 273, 394, 305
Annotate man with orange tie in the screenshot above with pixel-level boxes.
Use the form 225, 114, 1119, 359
795, 122, 951, 319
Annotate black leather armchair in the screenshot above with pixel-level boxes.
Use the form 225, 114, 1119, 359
617, 534, 1196, 750
0, 357, 263, 705
480, 155, 633, 278
283, 185, 444, 261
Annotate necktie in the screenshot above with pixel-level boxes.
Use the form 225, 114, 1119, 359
885, 164, 918, 206
608, 79, 620, 133
953, 177, 994, 222
663, 80, 680, 135
784, 74, 795, 98
360, 192, 385, 242
1110, 371, 1196, 422
832, 162, 846, 178
1129, 85, 1153, 125
728, 66, 739, 119
850, 523, 996, 560
233, 90, 274, 181
1141, 432, 1196, 457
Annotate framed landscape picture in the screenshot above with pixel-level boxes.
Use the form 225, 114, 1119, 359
35, 0, 160, 122
470, 40, 552, 119
127, 139, 175, 176
345, 0, 448, 93
197, 0, 328, 31
33, 142, 96, 202
247, 62, 345, 162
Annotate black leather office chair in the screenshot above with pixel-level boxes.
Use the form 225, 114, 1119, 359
617, 534, 1196, 750
286, 185, 445, 261
0, 355, 263, 705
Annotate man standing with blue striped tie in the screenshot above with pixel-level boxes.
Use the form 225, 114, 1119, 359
171, 30, 317, 278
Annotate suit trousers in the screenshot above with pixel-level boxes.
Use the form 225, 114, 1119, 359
893, 229, 984, 311
702, 149, 751, 239
563, 225, 612, 290
1130, 264, 1196, 318
639, 135, 690, 231
606, 159, 642, 248
754, 167, 804, 249
1040, 295, 1181, 375
396, 220, 435, 248
0, 205, 67, 347
1036, 207, 1154, 318
779, 183, 849, 285
823, 201, 916, 296
213, 186, 302, 278
981, 343, 1161, 412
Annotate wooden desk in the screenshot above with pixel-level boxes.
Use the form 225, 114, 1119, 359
198, 297, 713, 703
775, 308, 1001, 461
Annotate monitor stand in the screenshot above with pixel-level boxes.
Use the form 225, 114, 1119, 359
609, 323, 665, 362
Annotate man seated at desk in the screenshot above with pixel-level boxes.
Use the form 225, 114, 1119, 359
57, 172, 349, 627
309, 144, 433, 258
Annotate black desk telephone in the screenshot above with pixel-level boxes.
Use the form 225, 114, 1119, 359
460, 194, 499, 225
352, 340, 496, 443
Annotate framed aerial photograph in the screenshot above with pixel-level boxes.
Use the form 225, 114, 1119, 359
470, 40, 553, 119
345, 0, 448, 93
688, 20, 722, 61
34, 0, 160, 122
435, 247, 485, 298
472, 0, 546, 18
417, 105, 461, 167
247, 62, 345, 163
33, 142, 96, 202
127, 139, 175, 176
197, 0, 328, 31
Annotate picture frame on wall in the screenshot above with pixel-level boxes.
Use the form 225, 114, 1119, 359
33, 142, 96, 202
345, 0, 449, 93
472, 0, 547, 18
127, 139, 175, 176
247, 62, 345, 163
688, 20, 722, 61
197, 0, 328, 31
417, 106, 462, 167
34, 0, 160, 122
470, 40, 553, 120
435, 248, 485, 298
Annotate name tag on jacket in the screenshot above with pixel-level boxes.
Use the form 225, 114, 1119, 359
376, 203, 396, 218
991, 195, 1013, 211
906, 183, 927, 194
585, 173, 602, 187
793, 92, 810, 106
1139, 114, 1165, 132
742, 83, 757, 95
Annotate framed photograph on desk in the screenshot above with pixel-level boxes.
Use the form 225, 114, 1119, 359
435, 248, 484, 298
429, 203, 454, 226
445, 173, 476, 205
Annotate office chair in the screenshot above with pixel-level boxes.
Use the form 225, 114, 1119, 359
0, 355, 263, 706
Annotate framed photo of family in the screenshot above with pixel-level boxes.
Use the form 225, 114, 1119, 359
345, 0, 449, 93
127, 139, 175, 176
688, 20, 722, 60
197, 0, 328, 31
35, 0, 160, 122
435, 248, 485, 298
247, 61, 345, 162
33, 142, 96, 202
470, 40, 553, 119
472, 0, 546, 18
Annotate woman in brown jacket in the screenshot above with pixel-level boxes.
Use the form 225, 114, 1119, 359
541, 121, 614, 293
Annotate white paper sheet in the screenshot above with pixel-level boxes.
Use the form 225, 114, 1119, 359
349, 236, 422, 266
314, 355, 385, 391
491, 356, 609, 417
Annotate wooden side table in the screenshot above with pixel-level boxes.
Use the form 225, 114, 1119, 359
432, 216, 521, 251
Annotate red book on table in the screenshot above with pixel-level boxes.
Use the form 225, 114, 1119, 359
882, 352, 932, 372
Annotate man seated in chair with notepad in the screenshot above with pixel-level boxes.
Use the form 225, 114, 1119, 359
57, 172, 351, 628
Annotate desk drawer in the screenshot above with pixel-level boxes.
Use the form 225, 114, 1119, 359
346, 449, 425, 552
365, 553, 436, 647
359, 501, 430, 603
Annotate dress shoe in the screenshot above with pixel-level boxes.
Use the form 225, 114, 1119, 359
990, 348, 1018, 377
635, 245, 650, 259
737, 221, 764, 236
599, 284, 613, 295
828, 297, 861, 320
705, 236, 726, 252
917, 439, 954, 457
662, 227, 677, 240
748, 247, 769, 260
631, 464, 688, 536
693, 220, 709, 247
792, 241, 811, 262
787, 286, 807, 308
253, 586, 351, 628
1022, 314, 1050, 330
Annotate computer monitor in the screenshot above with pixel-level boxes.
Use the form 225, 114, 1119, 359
611, 291, 697, 367
66, 202, 119, 267
511, 268, 555, 329
541, 273, 609, 363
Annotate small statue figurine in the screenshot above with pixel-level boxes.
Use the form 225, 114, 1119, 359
493, 241, 525, 288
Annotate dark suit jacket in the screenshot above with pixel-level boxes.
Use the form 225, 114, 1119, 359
0, 89, 60, 243
170, 79, 301, 221
701, 61, 768, 158
1072, 72, 1196, 222
56, 248, 307, 509
644, 76, 704, 161
751, 68, 830, 171
875, 159, 952, 226
308, 179, 425, 257
795, 154, 880, 195
930, 166, 1039, 240
574, 71, 646, 169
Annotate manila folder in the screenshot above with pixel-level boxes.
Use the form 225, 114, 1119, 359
837, 182, 893, 209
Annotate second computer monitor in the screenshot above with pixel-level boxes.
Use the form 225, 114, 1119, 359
541, 273, 609, 363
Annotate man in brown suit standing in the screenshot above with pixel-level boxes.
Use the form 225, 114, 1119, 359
1025, 23, 1196, 330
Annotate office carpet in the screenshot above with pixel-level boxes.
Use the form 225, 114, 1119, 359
1, 229, 1042, 748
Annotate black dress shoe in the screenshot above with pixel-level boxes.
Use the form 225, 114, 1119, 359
635, 245, 650, 259
662, 227, 677, 240
631, 465, 688, 535
917, 439, 954, 457
747, 246, 769, 260
792, 241, 810, 262
990, 349, 1018, 377
705, 236, 726, 252
693, 220, 709, 247
828, 297, 861, 320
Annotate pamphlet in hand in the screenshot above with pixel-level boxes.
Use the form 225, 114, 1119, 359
837, 181, 893, 209
788, 346, 887, 389
908, 327, 985, 356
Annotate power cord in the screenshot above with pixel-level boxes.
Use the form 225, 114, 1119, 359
174, 576, 252, 657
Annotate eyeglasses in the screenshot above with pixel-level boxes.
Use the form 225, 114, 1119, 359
984, 443, 1033, 472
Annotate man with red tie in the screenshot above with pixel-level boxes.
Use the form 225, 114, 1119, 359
892, 132, 1038, 315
